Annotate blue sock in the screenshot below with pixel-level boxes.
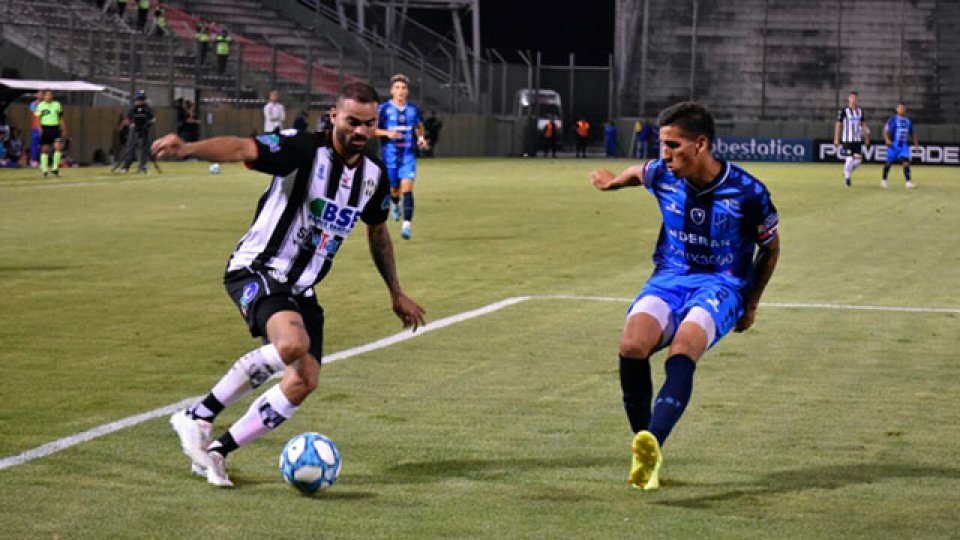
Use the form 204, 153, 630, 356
648, 354, 696, 445
904, 165, 911, 181
619, 355, 652, 433
402, 191, 414, 221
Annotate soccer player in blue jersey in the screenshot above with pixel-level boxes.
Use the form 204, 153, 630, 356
376, 74, 429, 240
881, 103, 918, 189
590, 102, 781, 491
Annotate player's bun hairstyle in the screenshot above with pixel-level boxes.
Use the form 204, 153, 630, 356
390, 73, 410, 86
338, 82, 379, 105
657, 101, 715, 144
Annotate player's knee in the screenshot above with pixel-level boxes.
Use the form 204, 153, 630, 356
273, 335, 310, 363
619, 336, 656, 359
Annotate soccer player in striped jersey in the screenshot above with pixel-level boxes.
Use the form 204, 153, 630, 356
376, 73, 429, 240
834, 91, 870, 187
152, 82, 426, 487
881, 103, 918, 189
590, 102, 780, 491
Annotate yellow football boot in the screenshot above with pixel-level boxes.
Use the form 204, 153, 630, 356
628, 430, 663, 491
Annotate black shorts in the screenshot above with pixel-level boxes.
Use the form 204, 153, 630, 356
40, 126, 61, 146
224, 268, 324, 361
841, 142, 863, 157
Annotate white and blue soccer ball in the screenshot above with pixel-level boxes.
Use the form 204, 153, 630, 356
208, 162, 220, 174
280, 432, 342, 494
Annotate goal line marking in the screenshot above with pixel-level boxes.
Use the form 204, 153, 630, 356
1, 294, 955, 471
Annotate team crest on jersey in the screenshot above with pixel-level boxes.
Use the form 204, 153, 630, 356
364, 177, 377, 197
399, 113, 406, 123
690, 208, 706, 225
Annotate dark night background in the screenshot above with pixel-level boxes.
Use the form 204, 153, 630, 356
409, 0, 615, 65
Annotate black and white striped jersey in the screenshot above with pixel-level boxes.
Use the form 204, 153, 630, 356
835, 107, 865, 143
227, 129, 390, 295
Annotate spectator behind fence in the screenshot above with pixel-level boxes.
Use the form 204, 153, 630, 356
423, 111, 442, 157
263, 90, 286, 133
215, 29, 232, 75
182, 100, 200, 142
604, 120, 618, 157
136, 0, 150, 31
153, 6, 167, 36
196, 20, 211, 66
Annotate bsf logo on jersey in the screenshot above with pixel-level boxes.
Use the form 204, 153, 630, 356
308, 198, 362, 235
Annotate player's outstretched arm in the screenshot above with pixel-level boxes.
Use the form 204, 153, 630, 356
590, 165, 644, 191
833, 120, 841, 146
366, 222, 426, 330
151, 133, 257, 162
736, 235, 780, 333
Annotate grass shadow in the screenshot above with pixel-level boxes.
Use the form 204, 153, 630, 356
655, 462, 960, 509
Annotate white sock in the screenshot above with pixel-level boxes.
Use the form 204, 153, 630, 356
227, 384, 299, 448
210, 344, 285, 408
843, 156, 854, 179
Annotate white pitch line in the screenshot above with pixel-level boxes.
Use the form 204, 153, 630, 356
0, 295, 530, 472
2, 293, 955, 471
0, 396, 200, 471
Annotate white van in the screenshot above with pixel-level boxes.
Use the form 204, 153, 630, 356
515, 89, 563, 134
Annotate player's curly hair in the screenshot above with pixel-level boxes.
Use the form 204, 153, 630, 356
338, 82, 379, 105
657, 101, 715, 144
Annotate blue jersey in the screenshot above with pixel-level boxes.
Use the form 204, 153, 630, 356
641, 159, 779, 293
886, 115, 913, 147
378, 100, 422, 160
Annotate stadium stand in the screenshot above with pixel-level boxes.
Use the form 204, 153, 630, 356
619, 0, 958, 123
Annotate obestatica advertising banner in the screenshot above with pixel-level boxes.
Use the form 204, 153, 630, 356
712, 137, 812, 162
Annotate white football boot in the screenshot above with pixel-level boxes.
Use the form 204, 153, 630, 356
206, 451, 234, 487
170, 411, 213, 474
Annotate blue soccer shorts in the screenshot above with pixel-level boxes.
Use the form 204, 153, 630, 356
626, 272, 744, 351
886, 144, 911, 163
386, 154, 417, 188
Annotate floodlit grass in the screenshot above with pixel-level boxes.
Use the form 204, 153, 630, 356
1, 159, 958, 539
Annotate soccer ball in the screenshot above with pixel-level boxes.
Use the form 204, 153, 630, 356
209, 162, 220, 174
279, 432, 342, 494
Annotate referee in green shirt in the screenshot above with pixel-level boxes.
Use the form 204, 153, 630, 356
34, 89, 67, 177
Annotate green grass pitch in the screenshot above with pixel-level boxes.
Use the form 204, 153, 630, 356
1, 158, 959, 539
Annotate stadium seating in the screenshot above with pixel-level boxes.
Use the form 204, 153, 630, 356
621, 0, 956, 123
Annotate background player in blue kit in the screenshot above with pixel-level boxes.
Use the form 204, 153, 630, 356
881, 103, 918, 189
376, 74, 430, 240
590, 102, 781, 491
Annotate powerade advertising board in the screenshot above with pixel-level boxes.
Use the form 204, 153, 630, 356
712, 137, 812, 162
813, 140, 960, 166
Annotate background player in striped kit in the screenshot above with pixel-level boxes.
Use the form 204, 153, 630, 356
590, 102, 780, 491
881, 103, 919, 189
152, 82, 426, 487
834, 91, 870, 187
376, 74, 429, 240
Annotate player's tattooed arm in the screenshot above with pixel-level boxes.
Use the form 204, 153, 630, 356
736, 236, 780, 332
366, 222, 426, 330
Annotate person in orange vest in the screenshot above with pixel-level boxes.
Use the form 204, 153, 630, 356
541, 116, 558, 158
575, 117, 590, 158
